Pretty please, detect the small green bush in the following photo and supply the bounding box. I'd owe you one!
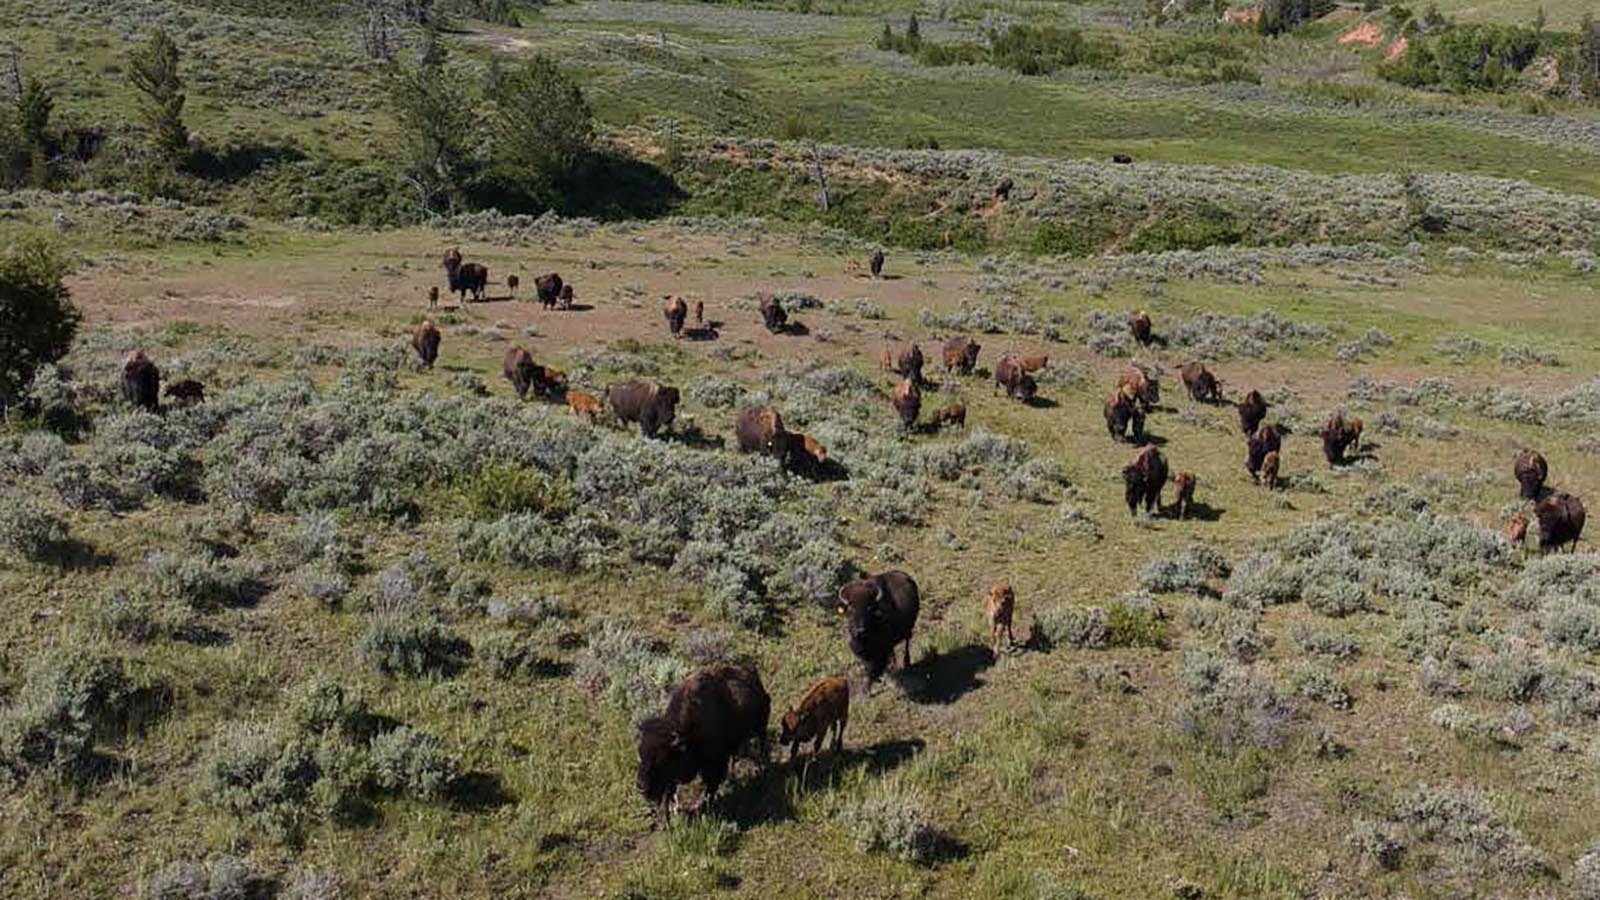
[841,782,941,865]
[464,465,573,520]
[0,488,68,563]
[357,616,470,678]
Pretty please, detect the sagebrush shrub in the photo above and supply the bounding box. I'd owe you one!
[0,649,153,785]
[573,618,690,722]
[1030,605,1108,650]
[1173,649,1295,754]
[1390,784,1546,875]
[143,854,262,900]
[357,616,470,678]
[0,487,67,562]
[840,783,940,865]
[142,553,263,612]
[1574,843,1600,900]
[368,726,460,801]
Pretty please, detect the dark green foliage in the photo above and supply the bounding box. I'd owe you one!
[485,55,595,210]
[987,24,1116,75]
[0,239,78,409]
[0,650,158,785]
[384,55,478,217]
[358,616,471,677]
[1126,201,1244,252]
[1259,0,1337,35]
[126,29,189,167]
[465,464,574,519]
[1381,22,1541,92]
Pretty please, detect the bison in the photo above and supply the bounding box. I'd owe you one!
[1238,390,1268,436]
[891,378,921,430]
[758,294,788,333]
[567,389,604,423]
[1180,362,1222,403]
[994,177,1014,200]
[532,364,567,400]
[838,570,921,684]
[503,346,538,400]
[694,299,704,324]
[121,350,160,412]
[1534,492,1585,553]
[427,286,439,310]
[773,431,827,477]
[1258,450,1280,490]
[1117,366,1159,411]
[1514,449,1548,501]
[559,284,575,310]
[778,676,849,763]
[1123,445,1168,517]
[994,355,1038,403]
[164,379,205,406]
[663,296,689,338]
[536,273,563,309]
[442,247,488,303]
[879,343,924,383]
[1503,512,1528,548]
[942,337,980,376]
[609,379,681,438]
[1104,390,1145,443]
[1131,310,1153,347]
[636,661,770,821]
[1172,471,1196,520]
[869,249,885,278]
[1246,424,1282,479]
[1320,411,1363,466]
[930,401,966,430]
[735,406,786,455]
[1112,154,1133,164]
[1017,354,1049,373]
[984,581,1016,656]
[507,274,520,297]
[412,321,441,369]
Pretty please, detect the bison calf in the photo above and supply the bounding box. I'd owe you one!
[567,389,604,423]
[984,581,1016,656]
[164,379,205,406]
[779,677,849,762]
[1172,471,1196,520]
[930,401,966,430]
[1258,450,1281,490]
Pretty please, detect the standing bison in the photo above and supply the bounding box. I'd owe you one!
[1172,471,1196,520]
[636,661,770,821]
[879,343,924,383]
[1320,411,1363,466]
[610,379,681,438]
[930,401,966,430]
[891,378,921,430]
[442,247,488,303]
[1131,310,1153,348]
[1259,450,1281,490]
[1514,449,1548,501]
[503,346,538,400]
[1123,445,1168,517]
[758,294,788,333]
[838,570,921,684]
[164,379,205,406]
[994,177,1014,200]
[942,337,980,376]
[735,406,786,455]
[772,431,827,477]
[779,677,849,763]
[412,321,441,369]
[536,273,563,310]
[984,581,1017,656]
[1246,424,1282,480]
[869,249,885,278]
[994,355,1038,403]
[1117,366,1159,412]
[663,296,689,338]
[1104,389,1145,443]
[1180,362,1222,403]
[122,350,161,412]
[1238,390,1268,436]
[1534,492,1585,552]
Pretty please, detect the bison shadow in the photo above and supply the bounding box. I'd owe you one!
[667,426,725,450]
[722,738,926,828]
[1168,500,1225,522]
[798,458,849,483]
[187,140,306,182]
[684,326,720,341]
[1023,396,1057,409]
[771,322,810,337]
[560,302,596,312]
[52,538,116,570]
[450,772,514,812]
[894,643,993,705]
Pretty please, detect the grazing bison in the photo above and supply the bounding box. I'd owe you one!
[412,321,441,369]
[694,300,704,324]
[1514,449,1548,501]
[1238,390,1268,436]
[838,570,921,684]
[1112,154,1133,164]
[773,431,827,477]
[779,677,849,763]
[636,661,770,821]
[1123,445,1168,517]
[758,294,788,333]
[1320,411,1363,466]
[930,401,966,430]
[984,581,1016,656]
[442,247,488,303]
[1131,310,1153,348]
[994,355,1038,403]
[503,346,538,400]
[559,284,575,310]
[942,337,981,376]
[1180,362,1222,403]
[869,250,885,278]
[1104,390,1145,443]
[536,273,563,309]
[1503,512,1528,548]
[122,350,160,412]
[1534,492,1585,552]
[879,344,924,383]
[532,364,567,400]
[891,378,921,429]
[1172,471,1196,520]
[1259,450,1281,490]
[164,379,205,406]
[609,379,681,438]
[1117,366,1159,411]
[567,389,604,423]
[735,406,786,455]
[507,274,520,297]
[994,177,1014,200]
[1246,424,1282,479]
[663,296,689,338]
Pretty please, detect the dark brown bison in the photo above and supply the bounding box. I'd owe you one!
[442,247,488,303]
[1117,366,1159,411]
[503,346,538,400]
[930,401,966,430]
[536,273,563,309]
[694,300,704,324]
[773,431,827,477]
[636,661,770,821]
[1131,310,1153,347]
[609,379,681,438]
[994,177,1014,200]
[1123,445,1168,517]
[869,249,885,278]
[994,355,1038,402]
[121,350,160,412]
[942,337,980,376]
[838,570,921,684]
[427,286,439,309]
[1180,362,1222,403]
[412,321,441,369]
[879,344,924,383]
[1238,390,1268,436]
[164,379,205,406]
[507,274,520,297]
[735,406,786,455]
[891,378,921,429]
[1534,492,1585,552]
[532,364,567,400]
[758,294,788,333]
[1104,390,1145,443]
[1112,154,1133,164]
[1320,411,1363,466]
[1259,450,1280,490]
[559,284,575,310]
[1246,424,1282,479]
[1172,471,1196,520]
[984,581,1016,656]
[663,296,688,338]
[1514,449,1548,501]
[779,676,849,763]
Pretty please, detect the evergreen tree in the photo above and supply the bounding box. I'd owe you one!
[127,28,188,166]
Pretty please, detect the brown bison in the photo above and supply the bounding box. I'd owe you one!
[869,249,885,278]
[536,273,563,309]
[773,431,827,477]
[1180,362,1222,403]
[532,364,567,400]
[442,247,488,303]
[879,343,924,383]
[994,355,1038,403]
[567,389,604,423]
[838,570,921,684]
[994,177,1014,200]
[930,401,966,430]
[1117,366,1159,411]
[1246,424,1282,479]
[164,379,205,406]
[758,294,788,333]
[984,581,1016,656]
[1503,512,1528,547]
[636,661,770,821]
[411,321,441,369]
[1112,153,1133,164]
[778,677,849,763]
[1104,390,1145,443]
[663,296,689,338]
[942,337,981,376]
[1017,354,1049,373]
[1534,492,1585,552]
[1259,450,1281,490]
[427,286,439,309]
[559,284,575,310]
[507,274,520,297]
[1514,449,1548,501]
[1131,310,1153,348]
[1172,471,1196,520]
[503,346,538,400]
[121,350,160,412]
[694,299,704,324]
[891,378,921,429]
[1320,411,1363,466]
[735,406,787,455]
[1238,390,1268,436]
[609,379,681,438]
[1123,445,1168,517]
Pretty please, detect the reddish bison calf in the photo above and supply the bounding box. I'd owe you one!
[1172,471,1196,520]
[984,581,1017,656]
[930,401,966,430]
[567,389,604,423]
[779,676,849,762]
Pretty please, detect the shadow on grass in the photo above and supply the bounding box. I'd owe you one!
[1169,500,1225,523]
[451,771,514,812]
[721,738,926,828]
[895,643,992,705]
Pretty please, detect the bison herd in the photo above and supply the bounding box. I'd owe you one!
[435,247,570,310]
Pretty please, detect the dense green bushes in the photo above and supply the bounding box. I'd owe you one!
[1381,23,1543,92]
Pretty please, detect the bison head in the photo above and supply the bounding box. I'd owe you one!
[777,708,804,745]
[636,716,691,808]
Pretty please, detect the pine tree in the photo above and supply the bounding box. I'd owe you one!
[127,28,188,166]
[17,78,51,187]
[1581,13,1600,99]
